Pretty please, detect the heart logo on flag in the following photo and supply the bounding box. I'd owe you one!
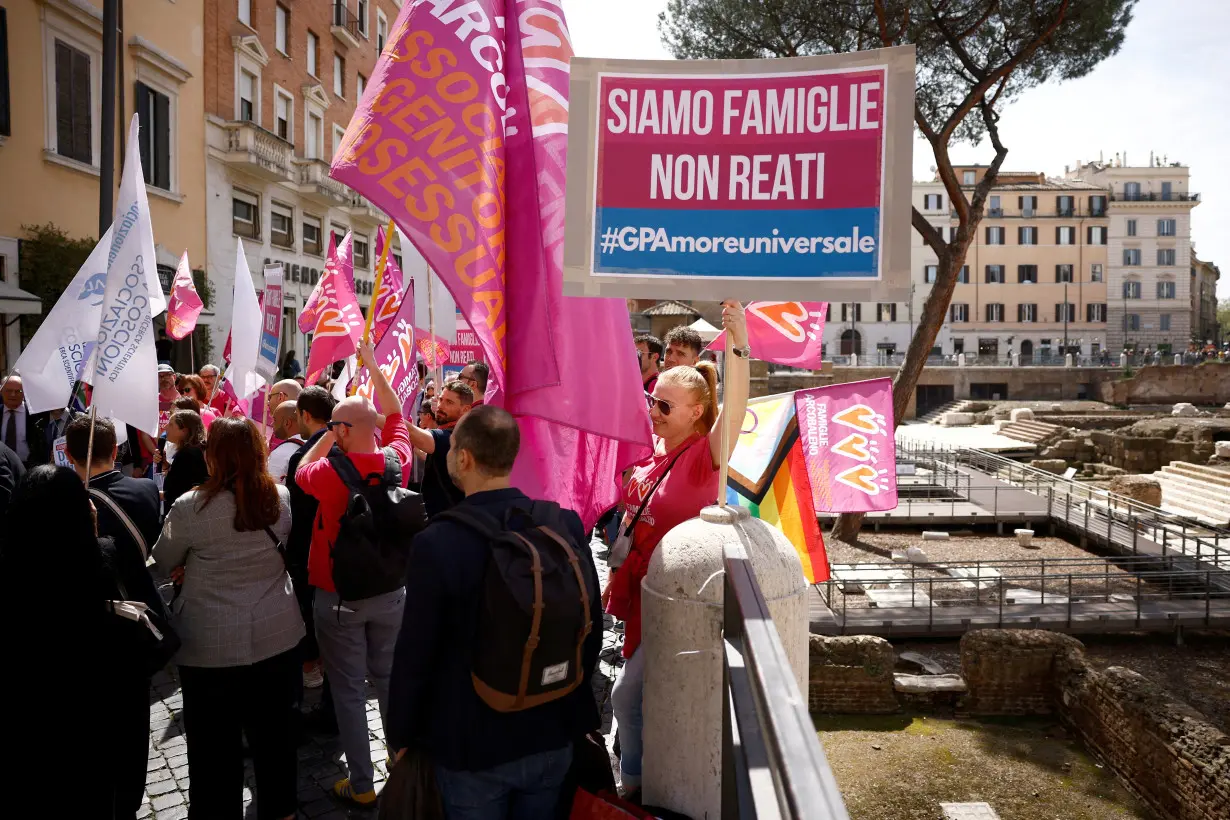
[835,464,883,495]
[313,307,349,338]
[833,404,886,435]
[831,433,872,462]
[749,301,811,342]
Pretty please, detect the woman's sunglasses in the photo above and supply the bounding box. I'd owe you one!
[645,392,677,416]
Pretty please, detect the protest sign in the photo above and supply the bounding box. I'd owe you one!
[449,327,486,367]
[563,48,914,301]
[256,265,284,381]
[794,378,898,512]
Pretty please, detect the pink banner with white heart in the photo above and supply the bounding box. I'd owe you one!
[794,377,898,512]
[707,301,827,368]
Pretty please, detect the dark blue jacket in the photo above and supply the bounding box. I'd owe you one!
[387,487,602,771]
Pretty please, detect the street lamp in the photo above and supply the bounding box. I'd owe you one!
[1063,281,1069,360]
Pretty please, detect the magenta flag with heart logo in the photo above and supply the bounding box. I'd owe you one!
[794,377,898,512]
[304,232,363,382]
[707,301,827,368]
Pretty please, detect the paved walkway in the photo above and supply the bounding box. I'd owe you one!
[138,534,623,819]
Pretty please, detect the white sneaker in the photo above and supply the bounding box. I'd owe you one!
[303,664,324,689]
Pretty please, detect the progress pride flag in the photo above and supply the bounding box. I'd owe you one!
[332,0,571,400]
[794,378,898,513]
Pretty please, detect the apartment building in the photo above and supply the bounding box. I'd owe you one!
[1191,252,1220,346]
[203,0,405,354]
[0,0,207,369]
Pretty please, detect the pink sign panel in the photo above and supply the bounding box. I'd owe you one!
[794,378,897,512]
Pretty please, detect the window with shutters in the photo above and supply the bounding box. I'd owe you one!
[271,202,294,248]
[358,0,370,35]
[232,191,260,239]
[962,171,975,185]
[377,10,388,52]
[923,265,937,284]
[332,124,346,160]
[275,5,289,54]
[354,235,370,269]
[306,111,322,159]
[1125,314,1141,332]
[239,0,252,26]
[923,193,943,210]
[1088,226,1107,245]
[0,8,10,138]
[307,33,318,77]
[957,265,969,284]
[1018,226,1037,245]
[1018,195,1037,216]
[1087,303,1107,322]
[1123,280,1141,299]
[1157,218,1176,237]
[331,224,347,250]
[985,265,1005,284]
[985,303,1004,322]
[876,303,897,322]
[1017,303,1038,322]
[988,195,1001,215]
[239,69,256,122]
[986,226,1005,245]
[1091,263,1103,282]
[1126,219,1136,237]
[1056,195,1074,217]
[1123,182,1141,199]
[1055,303,1075,322]
[1157,280,1176,299]
[1055,264,1073,283]
[134,82,171,190]
[950,304,969,322]
[1123,248,1142,266]
[1157,248,1176,266]
[840,303,862,322]
[303,215,323,255]
[1017,265,1037,284]
[54,40,92,164]
[274,88,292,142]
[357,73,366,101]
[1056,226,1075,245]
[1089,195,1107,216]
[333,55,344,98]
[1160,314,1171,331]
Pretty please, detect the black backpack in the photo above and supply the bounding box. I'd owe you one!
[328,448,428,601]
[436,502,594,713]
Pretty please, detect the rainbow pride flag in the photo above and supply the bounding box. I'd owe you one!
[727,393,829,583]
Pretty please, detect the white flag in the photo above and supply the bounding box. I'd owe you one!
[332,355,357,402]
[226,238,263,400]
[14,227,113,412]
[397,226,455,343]
[90,114,161,435]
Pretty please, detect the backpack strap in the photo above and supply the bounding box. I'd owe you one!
[433,506,504,541]
[381,447,403,487]
[326,450,366,491]
[89,488,149,560]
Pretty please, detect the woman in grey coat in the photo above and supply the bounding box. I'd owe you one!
[153,417,304,820]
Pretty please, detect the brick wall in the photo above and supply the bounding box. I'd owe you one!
[1058,659,1230,820]
[959,629,1083,716]
[807,635,898,714]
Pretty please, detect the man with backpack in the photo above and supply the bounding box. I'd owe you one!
[387,405,603,818]
[295,341,428,807]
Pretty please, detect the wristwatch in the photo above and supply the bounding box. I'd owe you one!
[731,345,750,359]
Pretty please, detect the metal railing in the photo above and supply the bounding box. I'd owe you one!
[1110,191,1200,202]
[332,2,361,37]
[722,541,849,819]
[897,443,1230,571]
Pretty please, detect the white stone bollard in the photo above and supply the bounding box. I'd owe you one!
[958,353,966,367]
[1175,354,1182,366]
[850,353,859,367]
[641,505,808,819]
[1065,353,1074,368]
[922,531,950,541]
[1015,528,1035,548]
[1120,352,1128,368]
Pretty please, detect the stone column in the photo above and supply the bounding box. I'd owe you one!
[640,505,808,819]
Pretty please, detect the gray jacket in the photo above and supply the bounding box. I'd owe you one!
[152,485,304,668]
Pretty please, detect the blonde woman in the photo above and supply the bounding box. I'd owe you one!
[606,300,750,799]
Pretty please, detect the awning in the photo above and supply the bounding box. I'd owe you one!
[688,317,721,342]
[0,282,42,315]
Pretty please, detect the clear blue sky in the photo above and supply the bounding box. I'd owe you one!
[563,0,1230,296]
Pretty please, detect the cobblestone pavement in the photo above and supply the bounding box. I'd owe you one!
[139,534,624,818]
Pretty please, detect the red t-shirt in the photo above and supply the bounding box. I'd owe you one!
[606,433,718,658]
[295,414,414,592]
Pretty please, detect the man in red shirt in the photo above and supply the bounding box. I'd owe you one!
[295,340,418,808]
[635,333,662,394]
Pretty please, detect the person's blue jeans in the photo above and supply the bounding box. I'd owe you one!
[610,647,645,788]
[435,745,573,820]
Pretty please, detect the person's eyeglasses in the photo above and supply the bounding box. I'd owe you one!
[645,392,677,416]
[179,388,192,395]
[326,420,353,431]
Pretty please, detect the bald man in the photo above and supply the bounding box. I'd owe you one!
[268,400,304,483]
[294,340,426,807]
[266,379,303,449]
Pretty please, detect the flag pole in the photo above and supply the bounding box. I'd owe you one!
[717,329,732,508]
[360,219,395,369]
[426,268,441,387]
[84,405,98,485]
[261,383,270,440]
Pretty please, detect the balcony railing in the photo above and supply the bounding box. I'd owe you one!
[222,121,294,182]
[1111,191,1200,202]
[331,2,362,47]
[294,158,349,205]
[949,206,1109,219]
[722,540,850,819]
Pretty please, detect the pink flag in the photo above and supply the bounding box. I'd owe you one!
[304,233,363,382]
[331,0,570,401]
[352,289,420,419]
[707,302,827,369]
[371,226,405,346]
[299,232,355,335]
[414,329,451,369]
[794,378,898,513]
[165,251,203,340]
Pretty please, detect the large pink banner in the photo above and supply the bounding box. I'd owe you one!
[332,0,573,400]
[304,233,363,382]
[794,378,898,512]
[707,301,827,368]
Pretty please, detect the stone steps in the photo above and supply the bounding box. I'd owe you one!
[919,400,972,424]
[1161,461,1230,487]
[997,419,1063,443]
[1149,463,1230,526]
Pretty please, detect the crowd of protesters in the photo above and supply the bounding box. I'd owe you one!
[0,301,751,819]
